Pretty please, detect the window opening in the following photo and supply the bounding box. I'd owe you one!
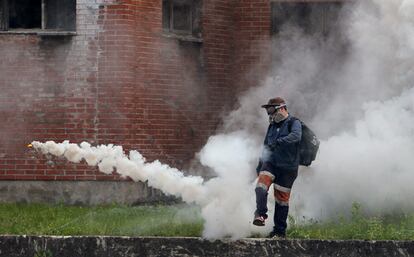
[9,0,41,29]
[271,2,343,37]
[45,0,76,31]
[172,2,192,32]
[0,0,76,32]
[163,0,202,38]
[0,0,8,30]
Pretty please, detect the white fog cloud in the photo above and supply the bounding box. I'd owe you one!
[32,0,414,239]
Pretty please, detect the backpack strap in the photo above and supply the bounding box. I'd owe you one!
[287,116,302,147]
[287,116,298,132]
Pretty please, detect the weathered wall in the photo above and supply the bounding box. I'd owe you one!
[233,0,272,93]
[0,0,347,203]
[0,0,118,181]
[1,236,414,257]
[0,181,174,205]
[0,0,240,183]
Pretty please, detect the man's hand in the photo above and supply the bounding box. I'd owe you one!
[267,142,280,151]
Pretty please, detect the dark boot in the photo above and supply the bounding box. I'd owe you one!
[273,202,289,236]
[267,230,286,239]
[253,187,268,226]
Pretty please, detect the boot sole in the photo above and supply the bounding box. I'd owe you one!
[253,220,265,226]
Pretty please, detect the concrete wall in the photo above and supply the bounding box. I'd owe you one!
[0,236,413,257]
[0,181,174,205]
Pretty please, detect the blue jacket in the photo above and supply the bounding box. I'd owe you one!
[261,115,302,170]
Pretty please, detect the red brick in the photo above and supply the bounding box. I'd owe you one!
[0,0,308,182]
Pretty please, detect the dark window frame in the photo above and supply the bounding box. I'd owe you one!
[0,0,9,31]
[162,0,202,40]
[271,0,343,37]
[0,0,76,34]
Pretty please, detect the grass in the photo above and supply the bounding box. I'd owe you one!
[0,203,203,237]
[288,203,414,240]
[1,202,414,240]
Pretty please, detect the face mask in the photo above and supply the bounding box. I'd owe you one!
[266,105,287,123]
[268,114,274,124]
[273,112,287,123]
[269,110,287,124]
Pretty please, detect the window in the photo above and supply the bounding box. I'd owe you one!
[0,0,76,32]
[271,1,343,37]
[162,0,202,39]
[9,0,42,29]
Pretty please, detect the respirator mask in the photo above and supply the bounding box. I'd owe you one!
[267,104,287,124]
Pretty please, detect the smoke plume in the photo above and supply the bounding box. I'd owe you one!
[32,0,414,239]
[203,0,414,234]
[284,0,414,220]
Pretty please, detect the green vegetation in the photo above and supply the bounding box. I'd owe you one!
[288,203,414,240]
[0,203,203,237]
[34,249,53,257]
[1,202,414,240]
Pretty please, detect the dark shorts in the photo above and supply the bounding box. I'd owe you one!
[259,161,298,189]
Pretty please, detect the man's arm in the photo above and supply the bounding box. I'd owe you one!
[276,119,302,145]
[257,125,272,175]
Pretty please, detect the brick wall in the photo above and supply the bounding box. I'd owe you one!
[0,0,276,181]
[0,0,119,181]
[233,0,272,92]
[135,0,207,166]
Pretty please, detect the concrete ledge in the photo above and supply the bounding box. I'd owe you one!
[0,181,176,205]
[1,236,414,257]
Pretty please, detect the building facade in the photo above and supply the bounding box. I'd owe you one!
[0,0,344,204]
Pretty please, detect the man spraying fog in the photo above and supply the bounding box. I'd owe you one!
[253,97,302,238]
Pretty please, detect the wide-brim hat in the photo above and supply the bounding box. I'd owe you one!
[261,97,286,108]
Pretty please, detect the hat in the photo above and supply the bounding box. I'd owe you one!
[261,97,286,108]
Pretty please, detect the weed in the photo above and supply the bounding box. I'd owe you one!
[34,249,53,257]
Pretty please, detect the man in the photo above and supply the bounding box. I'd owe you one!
[253,97,302,238]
